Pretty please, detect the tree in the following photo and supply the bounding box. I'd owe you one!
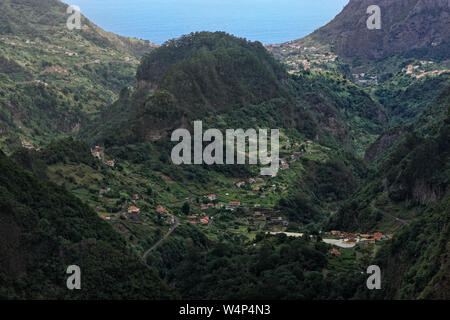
[182,202,190,215]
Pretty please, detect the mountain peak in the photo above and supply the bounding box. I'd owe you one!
[309,0,450,60]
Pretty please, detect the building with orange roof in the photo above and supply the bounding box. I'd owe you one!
[374,232,383,241]
[106,159,115,167]
[156,205,168,214]
[229,201,241,208]
[329,249,341,256]
[128,206,140,214]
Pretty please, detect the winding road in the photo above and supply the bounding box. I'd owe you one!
[142,217,180,263]
[370,200,411,225]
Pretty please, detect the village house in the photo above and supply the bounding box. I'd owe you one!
[329,249,341,256]
[157,205,169,215]
[105,159,115,167]
[200,204,209,210]
[373,232,383,241]
[228,201,241,208]
[127,206,141,220]
[256,177,265,183]
[207,194,216,201]
[359,238,369,244]
[200,217,210,225]
[236,181,245,188]
[253,186,260,191]
[22,141,36,150]
[248,178,256,184]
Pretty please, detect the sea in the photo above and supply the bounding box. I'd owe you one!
[65,0,349,44]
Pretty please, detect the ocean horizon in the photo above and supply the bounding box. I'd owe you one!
[64,0,349,44]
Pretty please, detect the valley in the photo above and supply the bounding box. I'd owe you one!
[0,0,448,301]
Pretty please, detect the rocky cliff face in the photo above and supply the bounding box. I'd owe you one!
[310,0,450,60]
[364,127,404,163]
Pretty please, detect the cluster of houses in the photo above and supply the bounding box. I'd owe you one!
[200,200,240,211]
[91,145,115,167]
[267,42,338,74]
[252,210,288,227]
[329,230,393,244]
[91,146,102,159]
[403,61,450,79]
[157,205,175,225]
[22,141,40,151]
[199,192,247,212]
[236,177,265,189]
[187,214,210,225]
[124,203,175,225]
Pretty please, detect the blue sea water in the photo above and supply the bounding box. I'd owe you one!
[65,0,349,44]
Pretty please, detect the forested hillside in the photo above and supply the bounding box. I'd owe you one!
[0,0,157,153]
[329,91,450,299]
[0,150,175,299]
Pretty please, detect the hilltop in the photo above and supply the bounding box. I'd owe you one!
[0,0,157,153]
[266,0,450,128]
[82,32,385,157]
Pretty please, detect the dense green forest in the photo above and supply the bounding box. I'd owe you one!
[0,150,175,299]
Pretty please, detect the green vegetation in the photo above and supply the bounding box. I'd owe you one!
[0,0,449,300]
[0,150,175,299]
[0,0,156,154]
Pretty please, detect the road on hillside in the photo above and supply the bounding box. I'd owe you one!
[142,217,180,263]
[370,200,411,225]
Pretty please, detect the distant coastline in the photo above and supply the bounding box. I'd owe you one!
[64,0,349,44]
